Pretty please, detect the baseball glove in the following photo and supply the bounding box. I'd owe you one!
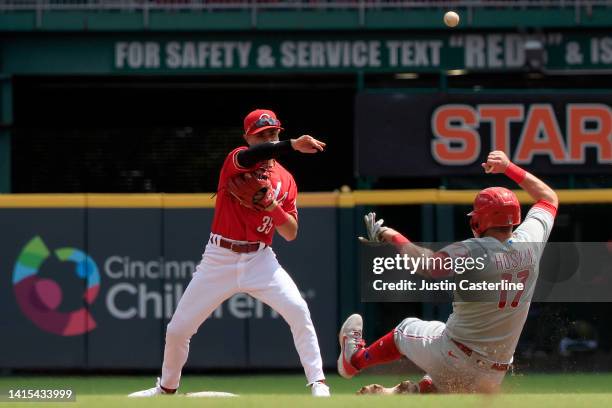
[358,212,389,244]
[226,169,274,211]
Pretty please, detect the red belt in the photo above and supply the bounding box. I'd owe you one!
[212,237,262,253]
[451,339,510,372]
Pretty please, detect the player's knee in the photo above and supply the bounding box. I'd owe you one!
[396,317,421,332]
[282,297,312,325]
[400,317,421,325]
[165,318,193,341]
[394,317,421,341]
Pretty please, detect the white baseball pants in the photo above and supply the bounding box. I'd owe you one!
[393,318,507,393]
[160,235,325,389]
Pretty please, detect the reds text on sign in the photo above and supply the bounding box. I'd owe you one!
[112,32,612,72]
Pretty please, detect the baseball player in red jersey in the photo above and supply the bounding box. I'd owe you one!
[129,109,330,397]
[340,150,558,394]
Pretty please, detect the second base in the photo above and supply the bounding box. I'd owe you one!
[185,391,238,398]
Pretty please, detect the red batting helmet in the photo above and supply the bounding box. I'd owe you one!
[243,109,284,136]
[468,187,521,236]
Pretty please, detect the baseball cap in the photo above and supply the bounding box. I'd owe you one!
[243,109,284,136]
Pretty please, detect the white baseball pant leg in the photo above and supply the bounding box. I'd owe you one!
[161,243,240,389]
[393,318,506,393]
[241,247,325,385]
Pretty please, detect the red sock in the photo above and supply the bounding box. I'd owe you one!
[351,330,402,370]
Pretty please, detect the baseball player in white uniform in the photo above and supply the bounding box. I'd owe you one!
[339,150,558,394]
[129,109,330,397]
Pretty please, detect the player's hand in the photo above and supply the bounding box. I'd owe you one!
[358,212,390,243]
[263,200,278,212]
[291,135,326,153]
[482,150,510,174]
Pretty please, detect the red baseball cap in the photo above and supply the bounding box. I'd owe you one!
[243,109,284,136]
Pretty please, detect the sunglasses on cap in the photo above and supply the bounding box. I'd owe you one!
[247,115,280,133]
[254,116,279,128]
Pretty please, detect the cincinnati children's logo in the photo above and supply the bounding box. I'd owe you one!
[11,237,310,334]
[12,236,100,336]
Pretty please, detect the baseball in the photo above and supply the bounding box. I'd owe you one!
[444,11,460,27]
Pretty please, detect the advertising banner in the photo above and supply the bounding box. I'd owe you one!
[4,31,612,74]
[111,32,612,72]
[86,209,165,369]
[355,93,612,177]
[0,208,337,370]
[0,210,87,368]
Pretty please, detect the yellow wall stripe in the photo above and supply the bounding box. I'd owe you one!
[0,189,610,208]
[162,194,217,208]
[297,192,340,207]
[0,194,87,207]
[86,194,163,207]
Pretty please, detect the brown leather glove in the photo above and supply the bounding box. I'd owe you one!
[226,169,274,211]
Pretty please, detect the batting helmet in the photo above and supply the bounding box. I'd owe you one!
[468,187,521,236]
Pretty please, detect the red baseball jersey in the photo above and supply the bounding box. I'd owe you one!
[211,146,298,245]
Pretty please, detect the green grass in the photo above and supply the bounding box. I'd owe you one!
[1,373,611,407]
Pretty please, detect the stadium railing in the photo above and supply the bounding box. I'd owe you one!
[1,0,610,9]
[1,0,609,29]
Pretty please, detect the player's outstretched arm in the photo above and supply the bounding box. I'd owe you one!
[378,229,441,279]
[482,150,558,207]
[358,213,439,278]
[237,135,326,168]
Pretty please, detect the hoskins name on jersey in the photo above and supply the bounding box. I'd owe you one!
[493,247,535,271]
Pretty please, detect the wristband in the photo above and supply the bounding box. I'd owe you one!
[270,204,289,226]
[504,162,527,184]
[391,233,410,245]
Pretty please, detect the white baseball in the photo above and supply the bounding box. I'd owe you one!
[444,11,460,27]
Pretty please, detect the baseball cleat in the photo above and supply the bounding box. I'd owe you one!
[311,381,331,397]
[127,377,174,397]
[337,313,365,379]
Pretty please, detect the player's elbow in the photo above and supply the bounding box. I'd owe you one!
[283,230,298,241]
[277,217,298,241]
[544,189,559,209]
[277,225,298,241]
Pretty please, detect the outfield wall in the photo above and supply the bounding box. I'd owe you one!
[1,190,610,370]
[0,202,338,370]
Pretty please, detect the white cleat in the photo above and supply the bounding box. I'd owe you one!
[311,381,331,397]
[337,313,365,379]
[128,377,173,397]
